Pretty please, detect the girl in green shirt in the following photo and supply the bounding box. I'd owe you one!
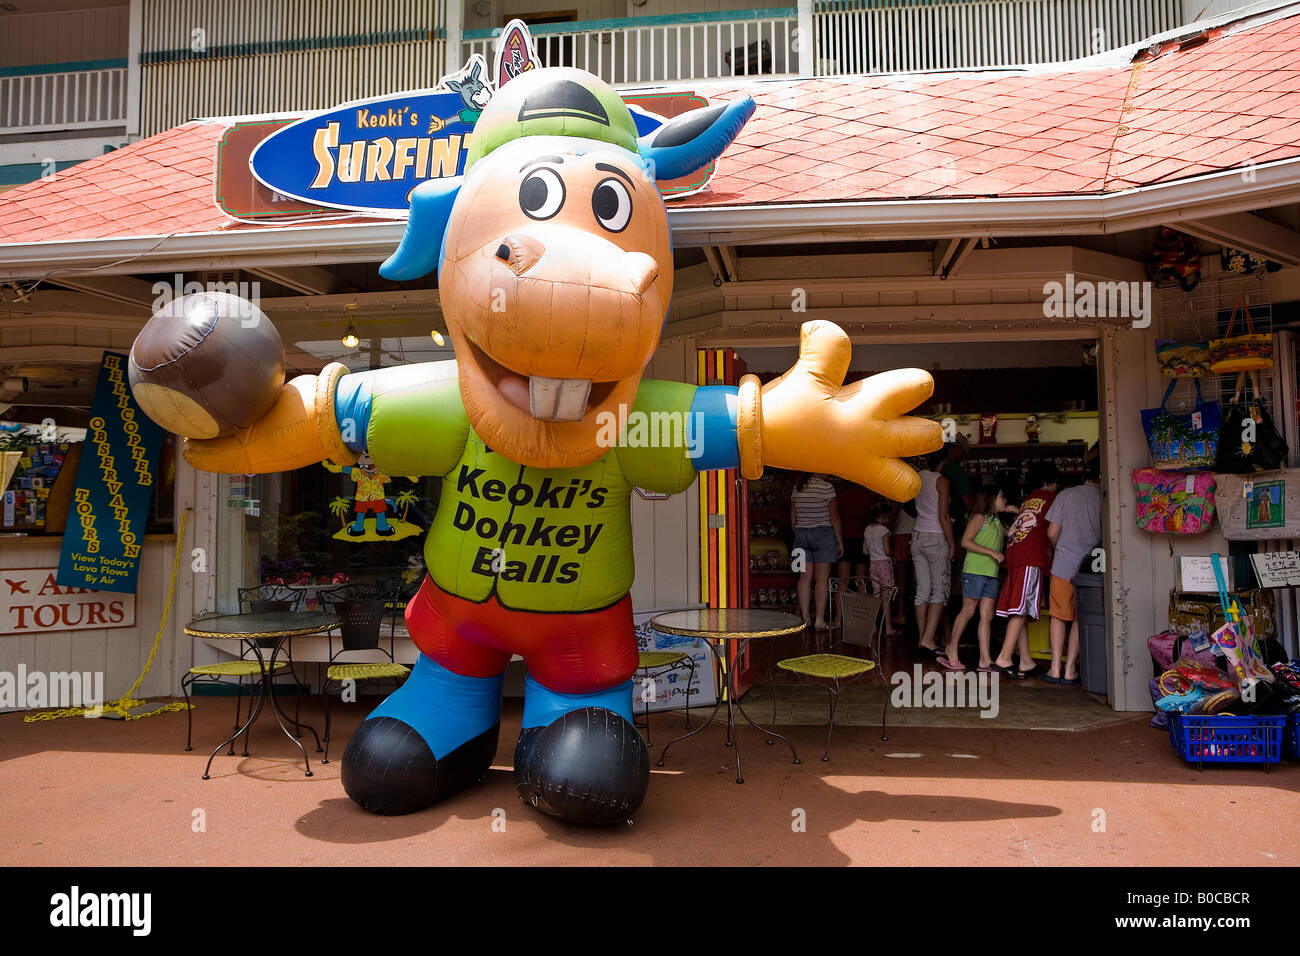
[940,488,1016,672]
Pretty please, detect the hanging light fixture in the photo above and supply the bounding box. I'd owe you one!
[431,330,445,346]
[341,303,359,349]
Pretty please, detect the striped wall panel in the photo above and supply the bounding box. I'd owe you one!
[140,0,447,136]
[813,0,1186,75]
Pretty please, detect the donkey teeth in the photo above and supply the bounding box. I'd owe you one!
[528,375,592,422]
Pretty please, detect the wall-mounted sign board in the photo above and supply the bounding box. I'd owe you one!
[1248,550,1300,588]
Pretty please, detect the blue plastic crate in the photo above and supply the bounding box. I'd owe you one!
[1286,713,1299,759]
[1168,712,1285,767]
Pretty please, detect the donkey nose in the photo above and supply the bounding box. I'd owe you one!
[493,235,544,275]
[623,252,659,295]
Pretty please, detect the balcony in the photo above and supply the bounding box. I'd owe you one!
[6,0,1229,140]
[0,63,128,136]
[462,0,1188,88]
[462,8,800,86]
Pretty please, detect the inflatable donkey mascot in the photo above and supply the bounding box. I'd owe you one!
[133,64,941,824]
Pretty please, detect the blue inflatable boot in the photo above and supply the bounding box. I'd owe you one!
[341,655,503,815]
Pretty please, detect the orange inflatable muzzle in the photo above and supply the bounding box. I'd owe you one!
[452,224,666,385]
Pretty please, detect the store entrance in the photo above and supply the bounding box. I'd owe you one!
[736,336,1112,724]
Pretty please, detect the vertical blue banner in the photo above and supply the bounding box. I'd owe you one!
[57,352,163,594]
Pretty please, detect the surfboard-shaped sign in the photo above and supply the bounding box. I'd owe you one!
[495,18,538,88]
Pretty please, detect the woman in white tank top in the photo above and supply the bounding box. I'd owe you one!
[914,469,944,535]
[910,449,956,656]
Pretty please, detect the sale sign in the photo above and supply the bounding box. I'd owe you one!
[1,568,136,635]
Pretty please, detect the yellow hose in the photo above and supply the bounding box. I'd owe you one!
[24,509,193,722]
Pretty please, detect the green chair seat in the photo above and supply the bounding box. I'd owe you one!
[775,653,879,762]
[326,662,411,682]
[638,651,689,669]
[189,660,287,678]
[777,653,876,680]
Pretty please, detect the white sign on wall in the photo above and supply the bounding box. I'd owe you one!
[1,568,136,635]
[1177,556,1232,594]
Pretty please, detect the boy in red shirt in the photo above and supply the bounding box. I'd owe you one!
[991,462,1060,679]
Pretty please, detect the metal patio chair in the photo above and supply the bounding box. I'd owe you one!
[633,649,697,745]
[318,585,410,763]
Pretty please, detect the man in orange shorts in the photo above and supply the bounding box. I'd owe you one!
[1044,459,1102,683]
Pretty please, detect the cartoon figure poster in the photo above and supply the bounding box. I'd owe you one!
[324,456,421,542]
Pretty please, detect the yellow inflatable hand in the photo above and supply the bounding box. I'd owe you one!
[737,321,943,501]
[183,362,358,475]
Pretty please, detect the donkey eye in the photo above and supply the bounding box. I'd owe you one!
[519,168,565,220]
[592,178,632,233]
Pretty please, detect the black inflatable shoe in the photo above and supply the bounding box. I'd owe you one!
[514,707,649,825]
[341,715,499,815]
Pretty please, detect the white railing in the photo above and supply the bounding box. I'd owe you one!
[813,0,1184,75]
[0,67,127,135]
[462,9,799,88]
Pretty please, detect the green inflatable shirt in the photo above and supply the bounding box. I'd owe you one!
[355,363,701,612]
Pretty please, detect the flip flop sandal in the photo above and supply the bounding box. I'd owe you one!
[1042,674,1077,684]
[977,663,999,673]
[937,656,966,672]
[917,646,940,659]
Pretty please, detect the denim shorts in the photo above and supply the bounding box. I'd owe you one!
[793,525,838,564]
[961,571,1000,601]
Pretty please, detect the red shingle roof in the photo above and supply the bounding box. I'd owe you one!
[686,11,1300,205]
[0,122,230,243]
[2,8,1299,243]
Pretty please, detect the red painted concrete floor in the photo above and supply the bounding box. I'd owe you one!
[2,697,1298,866]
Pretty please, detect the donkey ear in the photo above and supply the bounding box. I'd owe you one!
[380,177,462,281]
[636,95,755,181]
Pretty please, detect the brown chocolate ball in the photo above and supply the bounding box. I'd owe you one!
[128,292,285,439]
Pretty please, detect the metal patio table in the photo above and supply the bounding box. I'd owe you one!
[650,608,804,783]
[184,611,341,779]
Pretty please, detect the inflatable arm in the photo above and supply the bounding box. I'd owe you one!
[619,337,942,504]
[182,362,356,474]
[183,360,471,478]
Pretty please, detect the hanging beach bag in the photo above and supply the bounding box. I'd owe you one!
[1155,303,1209,379]
[1146,226,1201,291]
[1131,468,1215,534]
[1213,469,1300,540]
[1141,380,1220,470]
[1214,371,1288,474]
[1209,293,1273,373]
[1168,588,1276,643]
